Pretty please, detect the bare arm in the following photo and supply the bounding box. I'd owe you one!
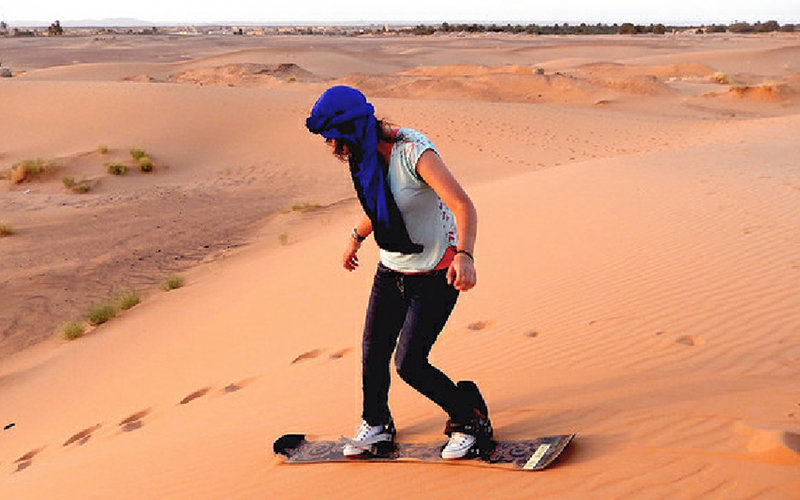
[343,216,372,271]
[416,149,477,291]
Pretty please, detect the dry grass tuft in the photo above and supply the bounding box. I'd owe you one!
[137,156,154,172]
[86,303,118,326]
[161,275,184,291]
[107,163,128,176]
[61,320,86,340]
[288,202,323,213]
[63,177,93,193]
[116,288,140,310]
[9,159,52,184]
[130,148,147,160]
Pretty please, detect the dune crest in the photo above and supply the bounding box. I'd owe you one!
[168,62,316,87]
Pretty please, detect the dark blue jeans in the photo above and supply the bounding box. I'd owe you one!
[361,262,471,427]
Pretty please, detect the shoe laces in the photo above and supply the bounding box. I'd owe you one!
[354,420,384,441]
[448,432,475,447]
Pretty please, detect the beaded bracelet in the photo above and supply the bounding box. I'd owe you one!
[455,249,474,262]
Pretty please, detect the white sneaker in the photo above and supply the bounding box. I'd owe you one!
[441,432,477,459]
[342,420,394,456]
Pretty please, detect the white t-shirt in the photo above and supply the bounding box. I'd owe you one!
[379,128,458,273]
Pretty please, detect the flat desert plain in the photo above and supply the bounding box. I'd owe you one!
[1,32,799,498]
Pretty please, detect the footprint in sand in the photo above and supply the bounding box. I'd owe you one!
[329,348,353,360]
[180,387,211,405]
[119,409,151,432]
[223,377,257,394]
[735,422,800,463]
[63,424,102,447]
[467,321,489,331]
[588,315,639,327]
[14,447,44,472]
[675,335,705,347]
[291,349,322,364]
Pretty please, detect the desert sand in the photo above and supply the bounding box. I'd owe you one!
[1,32,799,498]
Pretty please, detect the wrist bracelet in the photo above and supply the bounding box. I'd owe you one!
[352,228,366,243]
[455,249,474,262]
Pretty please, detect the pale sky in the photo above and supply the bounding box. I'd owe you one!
[1,0,798,25]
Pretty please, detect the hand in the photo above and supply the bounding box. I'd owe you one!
[343,237,361,271]
[447,253,476,291]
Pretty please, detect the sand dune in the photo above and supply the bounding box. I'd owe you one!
[2,33,800,499]
[341,69,598,103]
[342,66,673,104]
[168,62,318,87]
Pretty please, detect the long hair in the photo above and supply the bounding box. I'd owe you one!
[331,119,395,163]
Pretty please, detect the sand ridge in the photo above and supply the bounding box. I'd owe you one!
[2,33,800,499]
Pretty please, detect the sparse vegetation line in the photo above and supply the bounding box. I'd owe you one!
[1,19,793,38]
[409,20,793,36]
[61,288,140,341]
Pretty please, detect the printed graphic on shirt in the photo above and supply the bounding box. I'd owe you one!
[440,201,457,246]
[380,128,458,273]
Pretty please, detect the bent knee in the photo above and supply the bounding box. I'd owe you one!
[395,355,427,383]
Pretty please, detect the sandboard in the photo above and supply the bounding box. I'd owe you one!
[273,433,574,471]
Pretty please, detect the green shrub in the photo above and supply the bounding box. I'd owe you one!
[0,222,13,236]
[14,159,48,175]
[279,232,289,245]
[97,144,109,154]
[107,163,127,175]
[117,288,140,310]
[86,303,118,325]
[63,177,92,193]
[10,158,50,183]
[61,320,85,340]
[138,156,153,172]
[130,148,147,160]
[161,275,184,291]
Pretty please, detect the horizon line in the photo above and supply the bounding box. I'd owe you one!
[3,17,798,27]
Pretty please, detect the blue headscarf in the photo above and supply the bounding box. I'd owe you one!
[306,86,423,254]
